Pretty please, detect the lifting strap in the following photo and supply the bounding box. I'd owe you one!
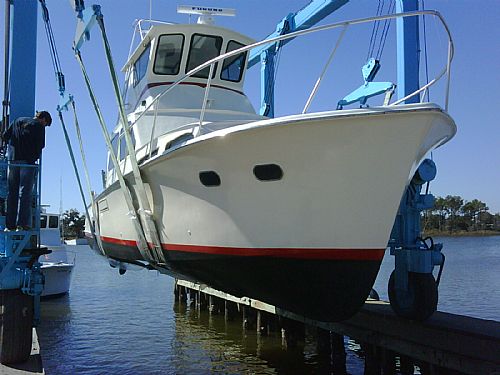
[57,106,105,256]
[74,50,160,264]
[94,13,165,264]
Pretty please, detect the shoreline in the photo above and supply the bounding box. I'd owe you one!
[422,230,500,238]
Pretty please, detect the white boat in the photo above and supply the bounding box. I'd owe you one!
[83,7,456,321]
[39,212,75,297]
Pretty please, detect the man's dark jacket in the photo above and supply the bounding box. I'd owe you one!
[3,117,45,163]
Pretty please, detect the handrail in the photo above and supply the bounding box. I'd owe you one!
[302,24,348,114]
[130,10,453,136]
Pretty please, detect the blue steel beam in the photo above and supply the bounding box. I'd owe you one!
[9,0,38,121]
[248,0,348,68]
[396,0,420,103]
[249,0,348,117]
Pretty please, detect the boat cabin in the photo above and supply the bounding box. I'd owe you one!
[122,23,257,117]
[105,22,262,185]
[40,213,62,247]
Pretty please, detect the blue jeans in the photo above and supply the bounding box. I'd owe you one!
[6,161,36,229]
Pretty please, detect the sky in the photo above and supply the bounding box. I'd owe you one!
[0,0,499,214]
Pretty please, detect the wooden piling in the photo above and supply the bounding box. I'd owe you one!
[280,317,305,350]
[331,332,347,374]
[225,300,238,321]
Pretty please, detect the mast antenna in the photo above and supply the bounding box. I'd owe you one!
[177,5,236,25]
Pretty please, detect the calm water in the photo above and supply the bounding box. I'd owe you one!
[38,236,499,374]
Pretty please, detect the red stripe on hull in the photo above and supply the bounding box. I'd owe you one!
[99,236,384,261]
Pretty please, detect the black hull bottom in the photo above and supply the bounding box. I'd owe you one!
[167,251,382,322]
[88,236,383,322]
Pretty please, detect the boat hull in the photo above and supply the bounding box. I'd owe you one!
[89,104,456,321]
[41,263,74,297]
[39,245,76,298]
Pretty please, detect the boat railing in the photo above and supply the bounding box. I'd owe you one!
[127,19,176,59]
[129,10,453,143]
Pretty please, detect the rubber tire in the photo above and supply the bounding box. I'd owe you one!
[0,289,34,364]
[388,271,438,321]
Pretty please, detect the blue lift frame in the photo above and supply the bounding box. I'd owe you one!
[0,0,46,327]
[247,0,349,117]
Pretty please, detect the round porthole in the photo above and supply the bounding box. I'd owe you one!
[199,171,221,187]
[253,164,283,181]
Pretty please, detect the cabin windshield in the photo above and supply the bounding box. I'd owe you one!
[153,34,185,75]
[134,44,150,86]
[221,40,247,82]
[186,34,223,78]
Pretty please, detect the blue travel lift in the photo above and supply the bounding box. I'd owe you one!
[249,0,444,321]
[0,0,49,364]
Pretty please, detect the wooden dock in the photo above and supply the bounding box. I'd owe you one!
[176,279,500,375]
[0,329,43,374]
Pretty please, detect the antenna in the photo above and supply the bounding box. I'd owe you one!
[177,5,236,25]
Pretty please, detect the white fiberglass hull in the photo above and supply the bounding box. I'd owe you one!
[41,263,74,297]
[90,104,456,321]
[39,245,75,297]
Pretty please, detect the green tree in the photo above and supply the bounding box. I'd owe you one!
[434,196,448,231]
[462,199,488,231]
[62,209,85,239]
[444,195,463,233]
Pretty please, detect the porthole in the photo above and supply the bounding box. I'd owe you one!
[199,171,221,187]
[253,164,283,181]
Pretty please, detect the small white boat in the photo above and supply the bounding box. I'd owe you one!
[39,212,76,297]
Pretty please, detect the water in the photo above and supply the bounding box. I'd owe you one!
[38,236,499,374]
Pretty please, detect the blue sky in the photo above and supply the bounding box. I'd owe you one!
[1,0,499,214]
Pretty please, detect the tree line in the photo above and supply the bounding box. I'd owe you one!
[423,195,500,233]
[60,195,500,239]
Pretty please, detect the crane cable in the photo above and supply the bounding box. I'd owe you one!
[367,0,395,61]
[38,0,105,255]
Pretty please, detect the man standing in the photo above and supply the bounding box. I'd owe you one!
[3,111,51,230]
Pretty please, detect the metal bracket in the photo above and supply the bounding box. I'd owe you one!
[338,58,396,109]
[73,4,101,51]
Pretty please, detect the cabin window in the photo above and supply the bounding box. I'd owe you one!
[48,215,59,229]
[40,215,47,229]
[186,34,223,79]
[221,41,247,82]
[133,44,151,86]
[253,164,283,181]
[153,34,184,75]
[199,171,221,187]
